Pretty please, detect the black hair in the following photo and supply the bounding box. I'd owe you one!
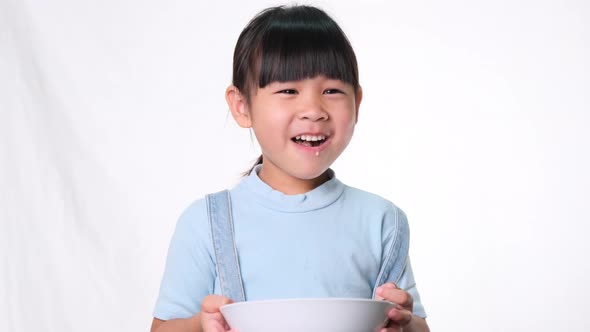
[232,5,360,175]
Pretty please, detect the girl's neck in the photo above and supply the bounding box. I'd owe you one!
[257,165,330,195]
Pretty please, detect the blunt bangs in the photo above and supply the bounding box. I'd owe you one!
[258,16,359,90]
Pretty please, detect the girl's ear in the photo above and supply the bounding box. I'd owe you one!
[354,85,363,124]
[226,85,252,128]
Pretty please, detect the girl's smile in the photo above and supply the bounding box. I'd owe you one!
[291,133,332,155]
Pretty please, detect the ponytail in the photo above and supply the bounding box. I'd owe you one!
[244,154,263,176]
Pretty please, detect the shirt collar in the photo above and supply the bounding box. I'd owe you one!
[236,164,345,212]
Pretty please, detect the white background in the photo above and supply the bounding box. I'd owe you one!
[1,0,589,331]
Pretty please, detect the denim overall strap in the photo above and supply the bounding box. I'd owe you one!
[372,207,410,298]
[206,190,246,302]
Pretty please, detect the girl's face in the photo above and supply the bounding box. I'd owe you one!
[228,75,362,194]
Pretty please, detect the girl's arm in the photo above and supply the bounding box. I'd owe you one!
[152,201,219,331]
[150,295,233,332]
[150,315,202,332]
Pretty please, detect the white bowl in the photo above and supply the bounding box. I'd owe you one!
[220,298,394,332]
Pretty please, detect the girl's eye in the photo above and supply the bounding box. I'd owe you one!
[324,89,344,95]
[278,89,297,95]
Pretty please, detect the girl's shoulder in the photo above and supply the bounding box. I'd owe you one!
[341,184,404,213]
[172,196,210,237]
[340,185,409,239]
[178,196,208,218]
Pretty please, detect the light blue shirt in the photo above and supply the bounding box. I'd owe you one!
[153,166,426,319]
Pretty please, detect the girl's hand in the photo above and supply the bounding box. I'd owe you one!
[375,283,414,332]
[200,295,236,332]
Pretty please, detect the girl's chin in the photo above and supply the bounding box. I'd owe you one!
[288,167,332,183]
[261,164,329,184]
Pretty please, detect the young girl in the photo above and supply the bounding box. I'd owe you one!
[151,5,429,332]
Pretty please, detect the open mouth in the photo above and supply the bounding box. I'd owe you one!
[291,135,328,147]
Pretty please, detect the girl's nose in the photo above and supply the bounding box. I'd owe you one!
[298,99,329,121]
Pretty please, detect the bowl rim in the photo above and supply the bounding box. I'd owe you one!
[220,297,394,310]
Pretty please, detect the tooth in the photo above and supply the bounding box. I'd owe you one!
[311,136,318,141]
[296,136,301,140]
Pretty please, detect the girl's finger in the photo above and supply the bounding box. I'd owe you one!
[375,283,397,301]
[387,307,413,326]
[201,295,234,313]
[378,287,413,309]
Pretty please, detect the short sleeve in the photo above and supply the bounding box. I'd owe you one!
[380,203,427,318]
[396,257,427,318]
[152,199,217,320]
